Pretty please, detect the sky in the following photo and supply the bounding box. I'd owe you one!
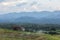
[0,0,60,14]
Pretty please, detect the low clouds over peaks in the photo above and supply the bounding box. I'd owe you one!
[0,0,60,14]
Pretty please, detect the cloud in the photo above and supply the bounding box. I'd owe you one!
[0,0,60,14]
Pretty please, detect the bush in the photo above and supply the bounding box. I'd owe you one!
[48,31,57,35]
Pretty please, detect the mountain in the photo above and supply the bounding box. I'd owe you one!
[0,11,60,24]
[12,16,39,23]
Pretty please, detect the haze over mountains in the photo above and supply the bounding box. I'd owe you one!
[0,11,60,24]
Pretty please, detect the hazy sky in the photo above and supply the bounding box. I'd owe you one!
[0,0,60,14]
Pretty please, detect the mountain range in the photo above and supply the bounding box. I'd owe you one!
[0,11,60,24]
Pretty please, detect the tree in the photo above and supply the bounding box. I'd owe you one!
[49,27,57,35]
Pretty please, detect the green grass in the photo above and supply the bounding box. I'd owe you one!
[0,28,60,40]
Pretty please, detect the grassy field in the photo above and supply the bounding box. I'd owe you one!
[0,28,60,40]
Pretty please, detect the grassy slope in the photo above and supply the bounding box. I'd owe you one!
[0,28,60,40]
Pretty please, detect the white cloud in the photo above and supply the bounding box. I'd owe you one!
[0,0,60,14]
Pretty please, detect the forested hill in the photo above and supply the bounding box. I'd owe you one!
[0,11,60,24]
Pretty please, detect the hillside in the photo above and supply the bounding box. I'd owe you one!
[0,28,60,40]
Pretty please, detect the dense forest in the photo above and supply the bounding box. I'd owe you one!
[0,23,60,32]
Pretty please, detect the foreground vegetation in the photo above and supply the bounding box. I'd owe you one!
[0,28,60,40]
